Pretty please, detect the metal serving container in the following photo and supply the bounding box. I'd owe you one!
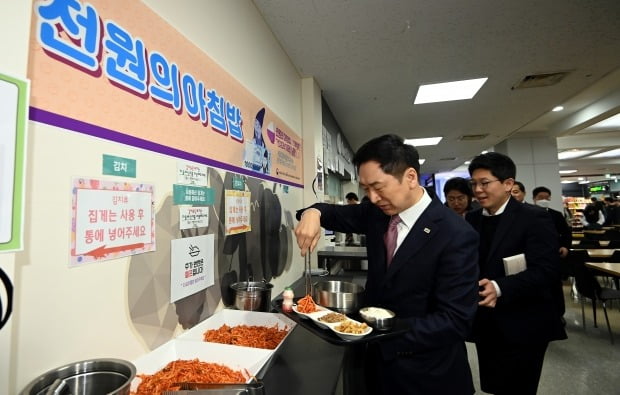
[313,280,364,314]
[20,358,136,395]
[359,306,396,331]
[231,281,273,312]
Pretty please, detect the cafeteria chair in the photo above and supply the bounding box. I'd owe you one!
[572,250,620,344]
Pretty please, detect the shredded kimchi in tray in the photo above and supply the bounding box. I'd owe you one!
[131,359,246,394]
[203,323,289,350]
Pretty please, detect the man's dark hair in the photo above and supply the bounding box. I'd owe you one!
[584,204,599,224]
[345,192,359,201]
[443,177,473,198]
[532,186,551,198]
[352,134,420,179]
[468,152,516,181]
[513,181,526,193]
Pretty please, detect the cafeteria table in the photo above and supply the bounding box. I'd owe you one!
[585,262,620,277]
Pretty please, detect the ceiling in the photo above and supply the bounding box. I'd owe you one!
[252,0,620,184]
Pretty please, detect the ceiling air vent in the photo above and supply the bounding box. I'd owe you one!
[512,71,571,89]
[458,133,488,141]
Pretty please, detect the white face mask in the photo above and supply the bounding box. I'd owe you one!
[535,199,550,208]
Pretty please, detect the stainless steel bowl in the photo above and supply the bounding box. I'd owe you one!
[231,281,273,312]
[20,358,136,395]
[313,280,364,314]
[359,306,395,331]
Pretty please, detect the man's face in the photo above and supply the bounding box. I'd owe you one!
[533,191,550,202]
[511,186,525,202]
[446,190,469,215]
[470,169,513,214]
[358,160,418,216]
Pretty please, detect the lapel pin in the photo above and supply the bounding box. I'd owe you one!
[423,228,431,234]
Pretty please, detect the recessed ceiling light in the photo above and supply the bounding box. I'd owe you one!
[481,150,488,154]
[552,106,564,112]
[464,161,471,165]
[578,177,584,181]
[404,137,443,146]
[588,149,620,159]
[578,180,590,184]
[559,169,577,174]
[557,149,597,160]
[419,159,426,165]
[414,78,488,104]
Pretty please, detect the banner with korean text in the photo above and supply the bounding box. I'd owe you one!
[28,0,303,187]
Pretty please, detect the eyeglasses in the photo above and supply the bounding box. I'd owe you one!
[469,179,501,190]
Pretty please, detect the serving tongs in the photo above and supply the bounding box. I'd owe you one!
[162,381,264,395]
[304,252,312,296]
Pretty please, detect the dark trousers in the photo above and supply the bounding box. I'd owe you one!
[476,340,548,395]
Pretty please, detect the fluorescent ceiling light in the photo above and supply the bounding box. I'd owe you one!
[552,106,564,112]
[559,169,577,174]
[588,148,620,159]
[594,113,620,128]
[414,77,488,104]
[557,149,597,160]
[404,137,443,146]
[464,161,471,165]
[419,159,426,165]
[578,180,590,184]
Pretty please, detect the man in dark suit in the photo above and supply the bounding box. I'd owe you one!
[465,153,567,395]
[295,134,479,394]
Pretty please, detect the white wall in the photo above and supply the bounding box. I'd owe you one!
[3,1,310,393]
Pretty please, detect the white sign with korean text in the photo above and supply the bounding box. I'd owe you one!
[170,234,214,303]
[71,178,155,266]
[224,190,251,235]
[177,161,207,186]
[179,206,209,230]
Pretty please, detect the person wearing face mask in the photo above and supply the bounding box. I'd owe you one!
[532,187,571,259]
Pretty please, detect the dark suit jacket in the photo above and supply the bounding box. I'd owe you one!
[465,198,567,345]
[547,207,571,249]
[306,197,479,394]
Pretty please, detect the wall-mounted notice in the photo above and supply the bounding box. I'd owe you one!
[70,178,155,266]
[224,190,251,236]
[173,184,215,206]
[170,234,214,303]
[0,73,28,252]
[179,206,209,230]
[177,161,207,186]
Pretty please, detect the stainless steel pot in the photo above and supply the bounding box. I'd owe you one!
[231,281,273,312]
[20,358,136,395]
[313,280,364,314]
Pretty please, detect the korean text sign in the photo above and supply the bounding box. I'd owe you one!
[71,178,155,266]
[29,0,303,186]
[224,190,251,236]
[170,234,215,303]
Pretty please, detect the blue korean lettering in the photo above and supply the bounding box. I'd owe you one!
[104,21,147,94]
[206,89,227,133]
[149,51,181,111]
[226,102,243,141]
[36,0,101,71]
[182,73,200,119]
[197,82,209,125]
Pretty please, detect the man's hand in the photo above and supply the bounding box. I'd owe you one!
[294,208,322,256]
[478,278,498,308]
[559,247,568,258]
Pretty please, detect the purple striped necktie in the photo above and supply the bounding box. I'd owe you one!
[384,215,401,266]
